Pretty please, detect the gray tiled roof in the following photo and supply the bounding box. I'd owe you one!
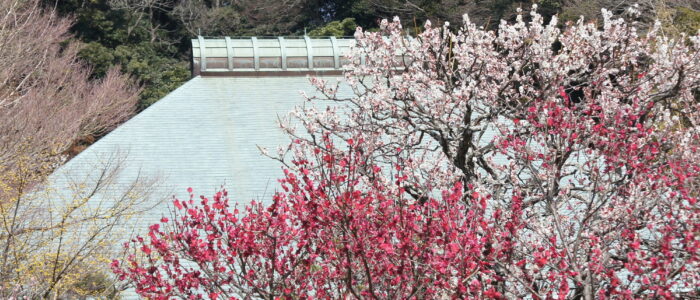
[49,75,344,227]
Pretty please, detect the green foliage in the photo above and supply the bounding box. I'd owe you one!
[186,7,242,36]
[47,0,697,110]
[537,0,562,19]
[137,60,190,109]
[56,0,129,46]
[309,18,358,37]
[111,43,189,108]
[48,0,188,109]
[674,7,700,36]
[78,39,189,108]
[558,2,601,25]
[79,42,115,77]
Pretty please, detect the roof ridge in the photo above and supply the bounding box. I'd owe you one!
[191,36,356,76]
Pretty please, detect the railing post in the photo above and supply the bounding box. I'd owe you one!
[197,35,206,72]
[330,36,340,69]
[304,35,313,70]
[251,37,260,71]
[278,37,287,70]
[225,36,234,71]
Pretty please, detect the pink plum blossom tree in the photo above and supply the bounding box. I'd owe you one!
[113,6,700,299]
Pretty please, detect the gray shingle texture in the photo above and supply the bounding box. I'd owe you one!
[49,75,343,228]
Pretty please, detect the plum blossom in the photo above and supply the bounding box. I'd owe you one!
[114,6,700,299]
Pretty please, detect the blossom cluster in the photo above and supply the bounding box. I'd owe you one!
[114,6,700,299]
[113,137,526,298]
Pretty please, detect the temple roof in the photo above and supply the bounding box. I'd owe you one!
[42,36,357,299]
[49,74,348,228]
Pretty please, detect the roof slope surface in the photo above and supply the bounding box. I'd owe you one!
[49,75,345,227]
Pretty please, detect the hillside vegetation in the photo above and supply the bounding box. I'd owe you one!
[48,0,699,109]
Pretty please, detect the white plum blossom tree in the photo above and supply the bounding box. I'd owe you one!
[115,6,700,299]
[289,6,700,299]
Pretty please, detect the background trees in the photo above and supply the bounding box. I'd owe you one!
[0,0,139,172]
[0,0,155,297]
[114,7,700,299]
[44,0,699,109]
[55,0,190,109]
[0,0,692,297]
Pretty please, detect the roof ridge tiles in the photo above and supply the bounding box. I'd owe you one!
[191,36,356,76]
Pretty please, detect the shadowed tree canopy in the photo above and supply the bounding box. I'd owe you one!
[45,0,699,109]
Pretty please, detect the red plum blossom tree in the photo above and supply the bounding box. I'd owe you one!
[113,6,700,299]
